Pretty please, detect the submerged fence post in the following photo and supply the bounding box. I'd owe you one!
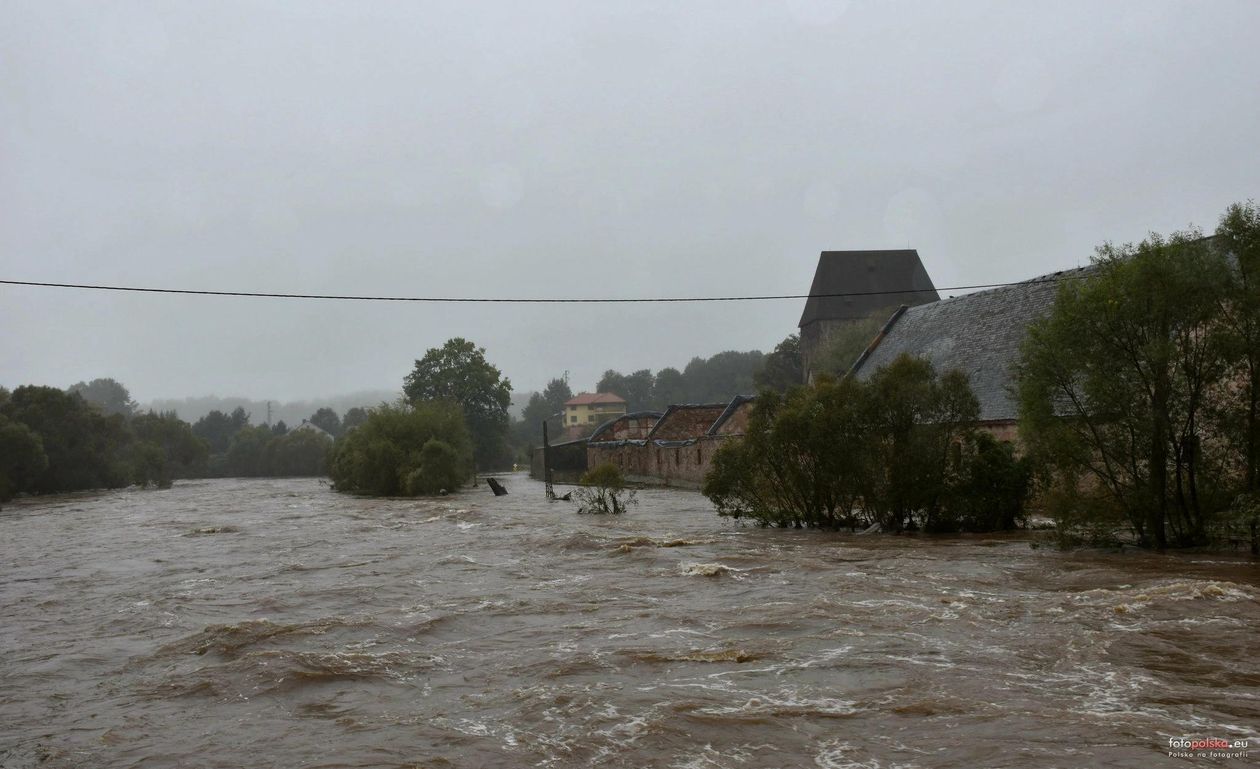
[542,420,555,501]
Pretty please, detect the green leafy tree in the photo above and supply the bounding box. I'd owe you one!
[308,407,342,437]
[1216,201,1260,493]
[404,439,465,495]
[649,367,685,410]
[67,378,137,417]
[596,368,655,410]
[596,370,627,402]
[1214,201,1260,553]
[225,425,274,477]
[330,401,473,496]
[861,356,979,532]
[265,428,333,476]
[403,338,512,470]
[947,433,1033,532]
[1018,230,1232,548]
[0,415,48,503]
[131,410,210,481]
[704,376,868,528]
[704,357,1006,533]
[1,386,132,493]
[192,407,251,454]
[680,350,765,403]
[754,334,804,391]
[342,407,369,433]
[517,376,572,447]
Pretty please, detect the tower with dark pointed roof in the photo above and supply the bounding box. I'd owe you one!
[797,249,938,382]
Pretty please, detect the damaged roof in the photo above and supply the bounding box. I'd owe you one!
[798,249,939,328]
[850,267,1092,422]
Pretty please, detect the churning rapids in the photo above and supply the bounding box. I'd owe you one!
[2,475,1258,769]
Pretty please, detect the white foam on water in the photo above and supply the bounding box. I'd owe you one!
[779,645,853,673]
[696,691,861,717]
[814,739,920,769]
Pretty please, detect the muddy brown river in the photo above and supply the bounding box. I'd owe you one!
[1,475,1257,768]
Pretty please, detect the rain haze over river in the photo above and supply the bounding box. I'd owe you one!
[2,476,1258,768]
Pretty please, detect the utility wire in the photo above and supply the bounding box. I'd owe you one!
[0,272,1088,304]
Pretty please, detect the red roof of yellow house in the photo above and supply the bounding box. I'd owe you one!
[564,392,627,406]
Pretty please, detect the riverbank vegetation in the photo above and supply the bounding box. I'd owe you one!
[0,385,206,500]
[404,337,513,471]
[1019,201,1260,551]
[574,463,636,514]
[0,382,339,503]
[703,357,1032,532]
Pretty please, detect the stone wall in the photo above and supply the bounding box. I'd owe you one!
[587,436,728,489]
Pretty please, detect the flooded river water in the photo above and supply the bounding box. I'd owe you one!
[1,474,1257,768]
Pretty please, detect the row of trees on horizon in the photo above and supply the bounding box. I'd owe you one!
[0,335,786,502]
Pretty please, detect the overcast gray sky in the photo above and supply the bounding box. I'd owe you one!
[2,0,1257,402]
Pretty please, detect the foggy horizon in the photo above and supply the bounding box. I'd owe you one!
[4,1,1258,402]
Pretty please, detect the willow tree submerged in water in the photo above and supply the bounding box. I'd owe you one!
[329,401,472,496]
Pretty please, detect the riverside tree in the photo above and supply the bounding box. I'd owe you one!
[1,386,132,493]
[67,377,137,418]
[1017,227,1236,548]
[308,407,342,437]
[753,334,804,391]
[329,401,472,496]
[1215,202,1260,516]
[403,338,512,470]
[703,356,1021,532]
[0,415,47,504]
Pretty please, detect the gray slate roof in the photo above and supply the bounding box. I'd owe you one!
[798,249,939,328]
[850,267,1093,422]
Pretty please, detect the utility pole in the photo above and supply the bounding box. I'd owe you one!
[542,419,554,501]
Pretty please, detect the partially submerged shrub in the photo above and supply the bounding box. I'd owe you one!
[574,463,636,514]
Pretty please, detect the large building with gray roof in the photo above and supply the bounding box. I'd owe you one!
[848,266,1093,438]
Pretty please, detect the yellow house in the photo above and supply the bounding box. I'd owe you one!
[563,392,628,433]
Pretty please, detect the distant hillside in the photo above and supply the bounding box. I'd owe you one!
[143,390,402,426]
[144,389,532,425]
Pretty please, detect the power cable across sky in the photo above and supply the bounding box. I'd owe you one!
[0,274,1088,304]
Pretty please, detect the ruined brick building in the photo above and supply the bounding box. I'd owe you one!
[531,397,755,488]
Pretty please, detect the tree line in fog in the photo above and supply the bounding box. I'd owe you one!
[0,381,353,503]
[515,345,804,447]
